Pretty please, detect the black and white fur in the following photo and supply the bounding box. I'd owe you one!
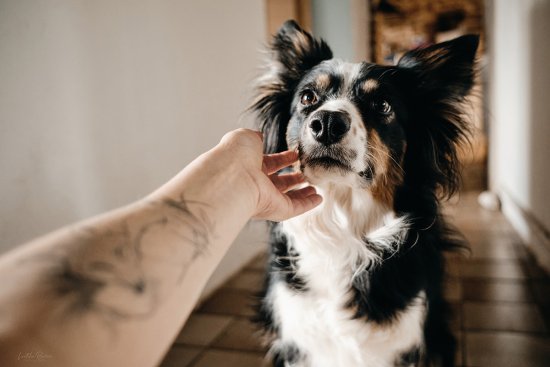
[252,21,478,367]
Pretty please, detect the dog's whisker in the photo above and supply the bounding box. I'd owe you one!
[367,144,405,175]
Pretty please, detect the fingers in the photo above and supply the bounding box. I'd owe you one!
[270,172,305,192]
[252,185,322,222]
[284,186,323,219]
[286,186,316,200]
[262,150,299,175]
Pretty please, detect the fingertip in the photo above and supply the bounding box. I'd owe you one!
[293,188,322,209]
[280,151,299,165]
[282,149,299,160]
[310,193,323,205]
[301,185,317,196]
[304,193,322,210]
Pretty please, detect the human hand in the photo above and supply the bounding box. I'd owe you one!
[218,129,322,221]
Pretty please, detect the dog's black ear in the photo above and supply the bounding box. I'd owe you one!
[252,20,332,153]
[397,35,479,198]
[397,35,479,98]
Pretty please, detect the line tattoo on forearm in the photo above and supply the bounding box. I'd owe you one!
[37,194,214,322]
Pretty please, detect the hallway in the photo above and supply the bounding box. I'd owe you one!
[160,192,550,367]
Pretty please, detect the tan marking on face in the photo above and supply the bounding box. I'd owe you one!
[367,129,404,207]
[351,125,358,136]
[362,79,379,93]
[315,74,331,90]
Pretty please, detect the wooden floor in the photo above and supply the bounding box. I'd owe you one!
[160,191,550,367]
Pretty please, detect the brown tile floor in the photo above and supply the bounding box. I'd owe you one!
[159,192,550,367]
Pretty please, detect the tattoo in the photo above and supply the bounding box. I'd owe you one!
[160,197,214,274]
[42,195,214,322]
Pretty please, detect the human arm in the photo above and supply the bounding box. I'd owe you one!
[0,129,321,367]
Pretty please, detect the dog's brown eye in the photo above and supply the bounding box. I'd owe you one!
[300,90,317,106]
[374,99,392,115]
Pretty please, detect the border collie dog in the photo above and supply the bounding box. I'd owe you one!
[252,21,478,367]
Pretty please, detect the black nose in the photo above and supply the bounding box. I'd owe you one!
[309,111,351,145]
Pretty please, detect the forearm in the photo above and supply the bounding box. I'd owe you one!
[0,144,255,367]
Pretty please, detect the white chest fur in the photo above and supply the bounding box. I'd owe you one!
[268,187,426,367]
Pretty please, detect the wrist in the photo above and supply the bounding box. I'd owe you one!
[148,144,258,221]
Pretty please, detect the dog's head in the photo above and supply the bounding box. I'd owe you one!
[253,21,478,207]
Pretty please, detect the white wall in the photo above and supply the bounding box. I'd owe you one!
[0,0,267,297]
[487,0,550,269]
[311,0,370,62]
[312,0,354,60]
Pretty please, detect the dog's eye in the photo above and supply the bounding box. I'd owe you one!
[300,90,318,106]
[374,99,392,115]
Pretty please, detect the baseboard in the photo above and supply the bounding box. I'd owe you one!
[499,190,550,273]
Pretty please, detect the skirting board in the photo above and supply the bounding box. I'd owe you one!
[499,190,550,273]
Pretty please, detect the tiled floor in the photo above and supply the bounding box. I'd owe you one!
[159,192,550,367]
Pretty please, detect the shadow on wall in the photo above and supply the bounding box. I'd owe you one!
[528,0,550,238]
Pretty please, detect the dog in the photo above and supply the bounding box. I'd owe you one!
[251,21,477,367]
